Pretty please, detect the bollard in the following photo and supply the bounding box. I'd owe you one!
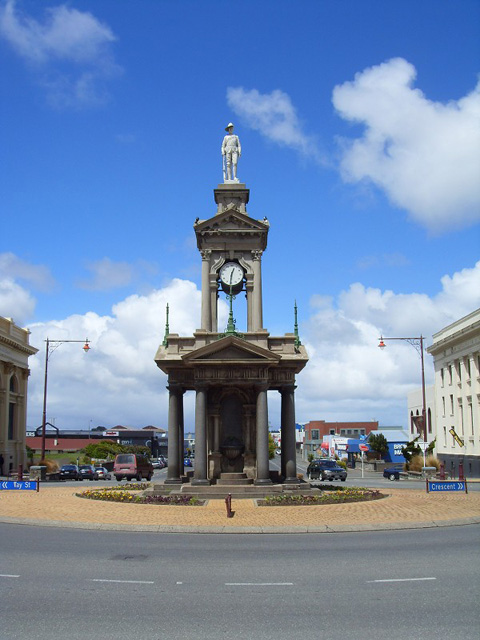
[439,463,445,480]
[459,462,464,481]
[225,493,234,518]
[17,464,23,481]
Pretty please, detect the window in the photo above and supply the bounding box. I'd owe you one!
[8,403,15,440]
[443,427,447,447]
[9,375,17,393]
[441,397,445,417]
[440,368,444,387]
[465,358,471,379]
[450,395,454,416]
[448,364,453,385]
[311,429,319,440]
[457,360,461,382]
[329,429,335,435]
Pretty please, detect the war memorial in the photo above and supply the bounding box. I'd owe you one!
[154,124,309,497]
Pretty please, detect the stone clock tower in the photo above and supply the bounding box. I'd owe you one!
[155,130,308,491]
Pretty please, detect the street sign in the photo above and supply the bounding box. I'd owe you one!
[449,428,465,447]
[0,481,38,491]
[359,444,369,452]
[427,480,467,494]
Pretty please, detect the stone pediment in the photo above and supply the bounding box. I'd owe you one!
[195,209,269,233]
[195,210,269,251]
[182,336,280,365]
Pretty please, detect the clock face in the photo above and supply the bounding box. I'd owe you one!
[219,262,244,287]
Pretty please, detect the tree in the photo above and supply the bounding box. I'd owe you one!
[268,433,277,460]
[401,437,422,465]
[368,433,389,459]
[82,440,125,460]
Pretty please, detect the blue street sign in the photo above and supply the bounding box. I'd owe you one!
[0,481,38,491]
[427,481,467,493]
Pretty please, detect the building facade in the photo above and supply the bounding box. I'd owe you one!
[427,309,480,477]
[303,420,379,458]
[0,317,38,474]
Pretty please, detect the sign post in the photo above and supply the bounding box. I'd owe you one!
[359,444,369,479]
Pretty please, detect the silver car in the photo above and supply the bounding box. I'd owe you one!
[95,467,112,480]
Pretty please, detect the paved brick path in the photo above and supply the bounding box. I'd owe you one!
[0,486,479,533]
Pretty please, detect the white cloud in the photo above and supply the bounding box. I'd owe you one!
[0,252,54,291]
[78,258,134,291]
[0,0,121,107]
[0,277,36,325]
[27,279,203,429]
[226,87,323,162]
[332,58,480,233]
[21,261,480,431]
[296,260,480,425]
[0,253,56,325]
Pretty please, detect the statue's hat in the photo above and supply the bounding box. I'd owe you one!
[225,122,234,131]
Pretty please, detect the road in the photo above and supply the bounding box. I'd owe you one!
[46,460,479,491]
[0,523,478,639]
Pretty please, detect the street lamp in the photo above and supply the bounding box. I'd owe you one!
[378,334,427,464]
[40,338,91,461]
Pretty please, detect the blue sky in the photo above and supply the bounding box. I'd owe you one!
[1,0,479,431]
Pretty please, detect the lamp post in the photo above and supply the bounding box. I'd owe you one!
[378,335,427,465]
[41,338,91,461]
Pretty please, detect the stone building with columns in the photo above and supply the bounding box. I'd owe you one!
[0,316,38,475]
[427,308,480,477]
[155,182,308,489]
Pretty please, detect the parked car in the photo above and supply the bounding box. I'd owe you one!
[322,465,348,482]
[306,459,338,480]
[95,467,112,480]
[383,465,404,481]
[59,464,81,481]
[79,464,99,481]
[114,454,153,482]
[152,459,164,469]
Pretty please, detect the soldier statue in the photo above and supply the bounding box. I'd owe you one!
[221,122,241,182]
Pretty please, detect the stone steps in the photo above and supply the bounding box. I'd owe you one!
[216,473,253,486]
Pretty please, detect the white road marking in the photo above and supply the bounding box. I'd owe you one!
[90,579,154,584]
[0,574,20,578]
[225,582,294,586]
[367,577,436,583]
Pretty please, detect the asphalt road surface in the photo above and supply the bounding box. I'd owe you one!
[1,523,478,639]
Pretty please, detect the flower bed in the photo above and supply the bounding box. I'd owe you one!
[258,487,383,506]
[78,486,203,505]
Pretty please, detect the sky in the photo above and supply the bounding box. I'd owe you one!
[1,0,479,432]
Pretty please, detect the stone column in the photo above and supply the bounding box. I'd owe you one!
[254,384,271,484]
[245,278,254,332]
[281,385,299,484]
[192,386,210,485]
[165,384,182,484]
[200,250,212,331]
[251,250,263,331]
[213,412,220,452]
[178,393,184,477]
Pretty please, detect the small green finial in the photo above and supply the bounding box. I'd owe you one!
[294,300,301,350]
[162,303,170,347]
